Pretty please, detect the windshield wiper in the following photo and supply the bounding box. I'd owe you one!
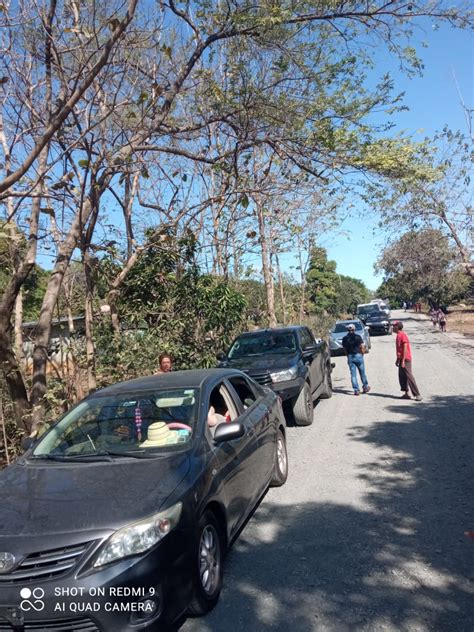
[97,448,157,459]
[30,448,157,461]
[29,453,113,463]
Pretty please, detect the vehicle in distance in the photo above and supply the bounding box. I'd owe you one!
[0,369,288,631]
[329,319,371,356]
[217,326,332,426]
[356,302,390,323]
[364,311,392,335]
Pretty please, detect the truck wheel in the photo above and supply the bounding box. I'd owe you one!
[293,382,313,426]
[319,368,333,399]
[270,429,288,487]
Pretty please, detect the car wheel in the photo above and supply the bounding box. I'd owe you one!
[187,511,224,616]
[270,429,288,487]
[319,367,333,399]
[293,382,313,426]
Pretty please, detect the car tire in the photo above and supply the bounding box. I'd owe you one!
[187,511,224,616]
[293,382,313,426]
[270,429,288,487]
[319,367,333,399]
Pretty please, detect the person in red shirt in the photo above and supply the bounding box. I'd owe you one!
[392,321,422,401]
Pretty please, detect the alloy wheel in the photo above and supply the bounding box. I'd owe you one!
[199,524,221,596]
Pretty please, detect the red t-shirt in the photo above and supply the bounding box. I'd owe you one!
[396,331,412,361]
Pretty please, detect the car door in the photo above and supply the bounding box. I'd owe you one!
[226,375,275,486]
[299,327,323,393]
[206,380,260,536]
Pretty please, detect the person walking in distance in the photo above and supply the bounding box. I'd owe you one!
[342,323,370,396]
[392,321,422,401]
[437,308,447,332]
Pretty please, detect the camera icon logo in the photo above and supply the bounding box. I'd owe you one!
[20,587,45,612]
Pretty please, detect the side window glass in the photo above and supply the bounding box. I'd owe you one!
[207,382,239,439]
[300,329,314,350]
[228,377,258,409]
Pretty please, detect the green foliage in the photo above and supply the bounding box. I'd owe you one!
[0,228,49,320]
[94,229,247,380]
[305,246,370,316]
[305,247,339,314]
[375,229,470,307]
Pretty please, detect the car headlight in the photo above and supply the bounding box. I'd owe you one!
[93,502,182,568]
[270,367,298,383]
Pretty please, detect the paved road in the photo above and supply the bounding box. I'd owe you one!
[181,312,474,632]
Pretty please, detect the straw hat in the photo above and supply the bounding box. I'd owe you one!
[140,422,177,447]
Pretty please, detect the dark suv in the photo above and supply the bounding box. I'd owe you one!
[217,326,332,426]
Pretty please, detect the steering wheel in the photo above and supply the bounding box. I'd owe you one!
[167,422,192,432]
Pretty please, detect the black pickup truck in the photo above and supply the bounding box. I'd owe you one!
[217,326,332,426]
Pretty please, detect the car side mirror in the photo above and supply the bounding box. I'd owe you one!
[216,351,226,362]
[21,436,35,451]
[213,421,245,443]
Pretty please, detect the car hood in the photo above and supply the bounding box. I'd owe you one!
[0,453,191,536]
[220,353,299,371]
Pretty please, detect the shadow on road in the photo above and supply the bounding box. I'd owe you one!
[179,395,474,631]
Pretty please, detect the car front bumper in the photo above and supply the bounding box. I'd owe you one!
[268,377,305,402]
[367,323,390,334]
[0,532,191,632]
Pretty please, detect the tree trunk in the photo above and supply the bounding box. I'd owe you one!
[30,186,103,433]
[275,254,286,325]
[14,291,25,365]
[255,202,277,328]
[83,252,97,393]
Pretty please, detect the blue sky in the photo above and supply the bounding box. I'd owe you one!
[320,22,473,291]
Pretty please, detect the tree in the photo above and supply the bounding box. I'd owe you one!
[368,129,473,278]
[305,247,339,314]
[332,275,371,317]
[375,229,470,307]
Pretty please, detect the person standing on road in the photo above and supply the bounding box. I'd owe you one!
[156,352,173,374]
[342,323,370,396]
[437,309,447,332]
[392,321,422,401]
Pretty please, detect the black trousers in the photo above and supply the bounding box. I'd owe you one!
[398,360,420,397]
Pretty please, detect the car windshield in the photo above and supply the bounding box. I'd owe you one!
[333,322,362,333]
[228,332,297,358]
[358,305,381,315]
[32,388,198,458]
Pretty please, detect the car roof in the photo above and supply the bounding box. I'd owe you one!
[235,326,306,337]
[91,369,243,397]
[335,319,362,325]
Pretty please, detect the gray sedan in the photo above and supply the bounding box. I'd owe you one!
[329,319,371,356]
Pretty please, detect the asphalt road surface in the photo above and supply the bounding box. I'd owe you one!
[181,311,474,632]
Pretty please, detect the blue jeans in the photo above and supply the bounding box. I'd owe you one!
[347,353,369,392]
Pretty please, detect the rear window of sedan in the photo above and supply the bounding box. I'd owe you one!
[333,322,363,333]
[33,389,198,457]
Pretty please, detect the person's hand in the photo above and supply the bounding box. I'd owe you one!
[401,361,406,368]
[114,424,131,438]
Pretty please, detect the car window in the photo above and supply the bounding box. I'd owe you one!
[299,328,315,349]
[228,332,297,358]
[227,376,258,409]
[333,322,363,333]
[33,389,198,457]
